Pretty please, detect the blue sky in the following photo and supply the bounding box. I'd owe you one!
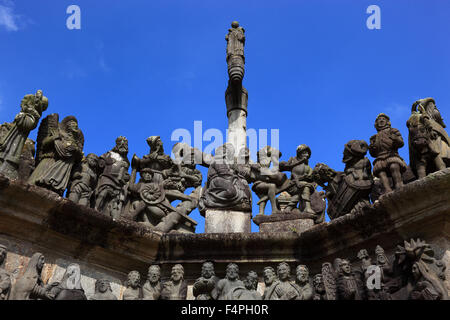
[0,0,449,232]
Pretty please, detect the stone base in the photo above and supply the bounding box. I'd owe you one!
[204,209,251,233]
[253,214,315,233]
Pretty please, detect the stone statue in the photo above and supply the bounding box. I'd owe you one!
[67,153,100,207]
[264,262,299,300]
[46,263,87,300]
[396,239,448,300]
[335,258,365,300]
[312,140,373,219]
[214,263,245,300]
[369,113,407,193]
[291,265,313,300]
[279,145,316,215]
[8,252,52,300]
[226,21,245,82]
[28,114,84,196]
[252,146,288,215]
[122,270,142,300]
[312,274,327,300]
[0,90,48,180]
[262,266,278,300]
[90,279,117,300]
[94,136,130,219]
[199,143,252,213]
[407,98,450,179]
[0,245,11,300]
[142,265,161,300]
[193,261,219,300]
[227,271,262,300]
[160,264,188,300]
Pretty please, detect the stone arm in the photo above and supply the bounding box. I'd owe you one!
[279,157,296,172]
[212,279,225,300]
[368,135,378,158]
[299,284,314,300]
[0,271,11,297]
[390,128,404,149]
[181,169,203,188]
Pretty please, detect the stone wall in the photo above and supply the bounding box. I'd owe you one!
[1,168,449,299]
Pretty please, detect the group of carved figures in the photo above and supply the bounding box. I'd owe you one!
[0,91,449,230]
[1,238,447,300]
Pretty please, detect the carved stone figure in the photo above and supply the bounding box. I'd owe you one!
[396,239,448,300]
[28,114,84,196]
[90,279,117,300]
[199,143,252,213]
[143,265,161,300]
[122,270,142,300]
[193,261,219,300]
[94,136,130,219]
[226,21,245,82]
[47,263,87,300]
[252,146,288,215]
[407,98,450,179]
[67,153,100,207]
[264,262,299,300]
[0,90,48,180]
[369,113,407,193]
[335,259,365,300]
[262,266,278,300]
[0,245,11,300]
[9,252,52,300]
[279,145,316,215]
[292,265,313,300]
[313,140,373,219]
[214,263,245,300]
[312,274,327,300]
[227,271,262,300]
[160,264,188,300]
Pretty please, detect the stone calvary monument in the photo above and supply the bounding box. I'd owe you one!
[0,21,449,300]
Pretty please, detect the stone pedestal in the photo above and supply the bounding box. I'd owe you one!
[204,209,251,233]
[253,213,315,233]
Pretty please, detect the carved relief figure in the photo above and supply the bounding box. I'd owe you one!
[0,90,48,180]
[335,259,365,300]
[292,265,313,300]
[0,245,11,300]
[28,114,84,195]
[312,274,327,300]
[160,264,188,300]
[214,263,245,300]
[122,270,142,300]
[369,113,407,193]
[94,136,130,219]
[227,271,262,300]
[17,139,36,181]
[9,252,52,300]
[262,266,278,300]
[264,262,298,300]
[225,21,245,82]
[47,263,87,300]
[143,265,161,300]
[90,279,117,300]
[193,261,219,300]
[407,98,450,179]
[67,153,100,207]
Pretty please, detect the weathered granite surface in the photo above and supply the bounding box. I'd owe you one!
[0,168,449,299]
[204,210,251,233]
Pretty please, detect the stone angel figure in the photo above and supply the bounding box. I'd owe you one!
[28,114,84,196]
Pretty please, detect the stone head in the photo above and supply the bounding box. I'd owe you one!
[114,136,129,155]
[296,144,311,163]
[225,263,239,281]
[374,113,391,131]
[127,271,141,288]
[96,279,112,294]
[313,274,325,293]
[244,271,258,291]
[277,262,291,281]
[86,153,99,168]
[339,259,352,276]
[296,265,309,284]
[147,265,161,284]
[171,264,184,282]
[263,266,276,285]
[201,261,215,279]
[140,169,154,182]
